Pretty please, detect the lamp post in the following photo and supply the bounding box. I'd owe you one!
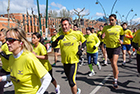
[111,0,118,14]
[115,11,123,23]
[125,9,133,23]
[95,0,107,20]
[45,0,48,39]
[37,0,42,36]
[130,13,137,28]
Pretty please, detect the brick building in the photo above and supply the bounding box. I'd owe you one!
[0,13,105,39]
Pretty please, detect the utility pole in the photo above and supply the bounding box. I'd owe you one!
[7,0,10,28]
[37,0,42,36]
[45,0,48,39]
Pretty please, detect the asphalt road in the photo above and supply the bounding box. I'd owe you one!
[3,50,140,94]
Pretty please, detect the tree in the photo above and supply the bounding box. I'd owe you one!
[59,9,73,18]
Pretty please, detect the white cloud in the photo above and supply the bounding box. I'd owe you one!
[50,2,63,9]
[132,18,140,23]
[95,12,105,17]
[0,0,45,15]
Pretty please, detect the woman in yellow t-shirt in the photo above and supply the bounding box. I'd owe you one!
[32,32,60,94]
[0,28,52,94]
[0,28,13,93]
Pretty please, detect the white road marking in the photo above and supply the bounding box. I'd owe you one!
[90,74,112,94]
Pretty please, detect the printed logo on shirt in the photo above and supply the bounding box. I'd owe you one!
[18,70,23,75]
[63,42,74,46]
[10,76,20,83]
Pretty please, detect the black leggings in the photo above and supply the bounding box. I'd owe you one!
[48,69,55,83]
[0,69,10,94]
[136,54,140,73]
[63,63,79,87]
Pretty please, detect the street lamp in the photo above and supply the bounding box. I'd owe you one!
[115,11,123,22]
[95,0,107,20]
[45,0,48,39]
[111,0,118,14]
[125,9,133,23]
[130,13,137,26]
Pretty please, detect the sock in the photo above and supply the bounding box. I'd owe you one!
[114,78,117,83]
[104,60,107,64]
[96,62,99,66]
[88,64,94,72]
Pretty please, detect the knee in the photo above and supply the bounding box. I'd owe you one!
[69,80,75,87]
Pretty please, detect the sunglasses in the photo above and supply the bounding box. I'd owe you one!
[109,19,115,21]
[6,38,20,43]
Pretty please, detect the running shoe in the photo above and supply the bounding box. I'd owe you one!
[88,72,95,77]
[113,81,118,89]
[55,85,60,94]
[52,63,56,66]
[122,62,126,66]
[103,61,108,66]
[97,62,101,70]
[4,81,13,88]
[77,88,81,94]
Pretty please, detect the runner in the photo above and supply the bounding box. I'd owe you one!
[0,28,52,94]
[132,31,140,77]
[32,32,60,94]
[97,25,108,65]
[51,29,61,66]
[121,22,133,66]
[102,14,124,89]
[0,28,13,93]
[84,27,101,76]
[52,18,86,94]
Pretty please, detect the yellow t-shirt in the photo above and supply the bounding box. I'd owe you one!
[57,29,86,64]
[102,25,124,48]
[133,29,140,37]
[84,34,100,53]
[123,29,133,45]
[132,31,140,55]
[1,43,12,72]
[9,51,48,94]
[51,35,60,49]
[33,42,52,71]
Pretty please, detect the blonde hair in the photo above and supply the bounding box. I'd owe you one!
[6,27,33,52]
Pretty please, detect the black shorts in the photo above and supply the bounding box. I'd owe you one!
[106,46,121,59]
[54,48,59,53]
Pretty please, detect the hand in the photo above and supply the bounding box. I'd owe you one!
[93,46,96,50]
[32,52,37,56]
[77,49,83,57]
[138,47,140,52]
[119,39,123,44]
[57,35,64,41]
[0,77,2,82]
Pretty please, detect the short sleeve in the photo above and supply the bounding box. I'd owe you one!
[28,57,48,79]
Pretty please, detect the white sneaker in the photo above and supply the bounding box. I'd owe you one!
[77,88,81,94]
[55,85,60,94]
[4,81,13,88]
[97,62,101,70]
[88,72,95,77]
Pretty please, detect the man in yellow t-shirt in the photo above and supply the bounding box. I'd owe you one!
[132,31,140,77]
[84,27,101,77]
[102,14,124,89]
[51,29,61,66]
[52,18,86,94]
[97,25,108,65]
[121,22,133,66]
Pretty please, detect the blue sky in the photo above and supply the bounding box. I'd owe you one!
[0,0,140,23]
